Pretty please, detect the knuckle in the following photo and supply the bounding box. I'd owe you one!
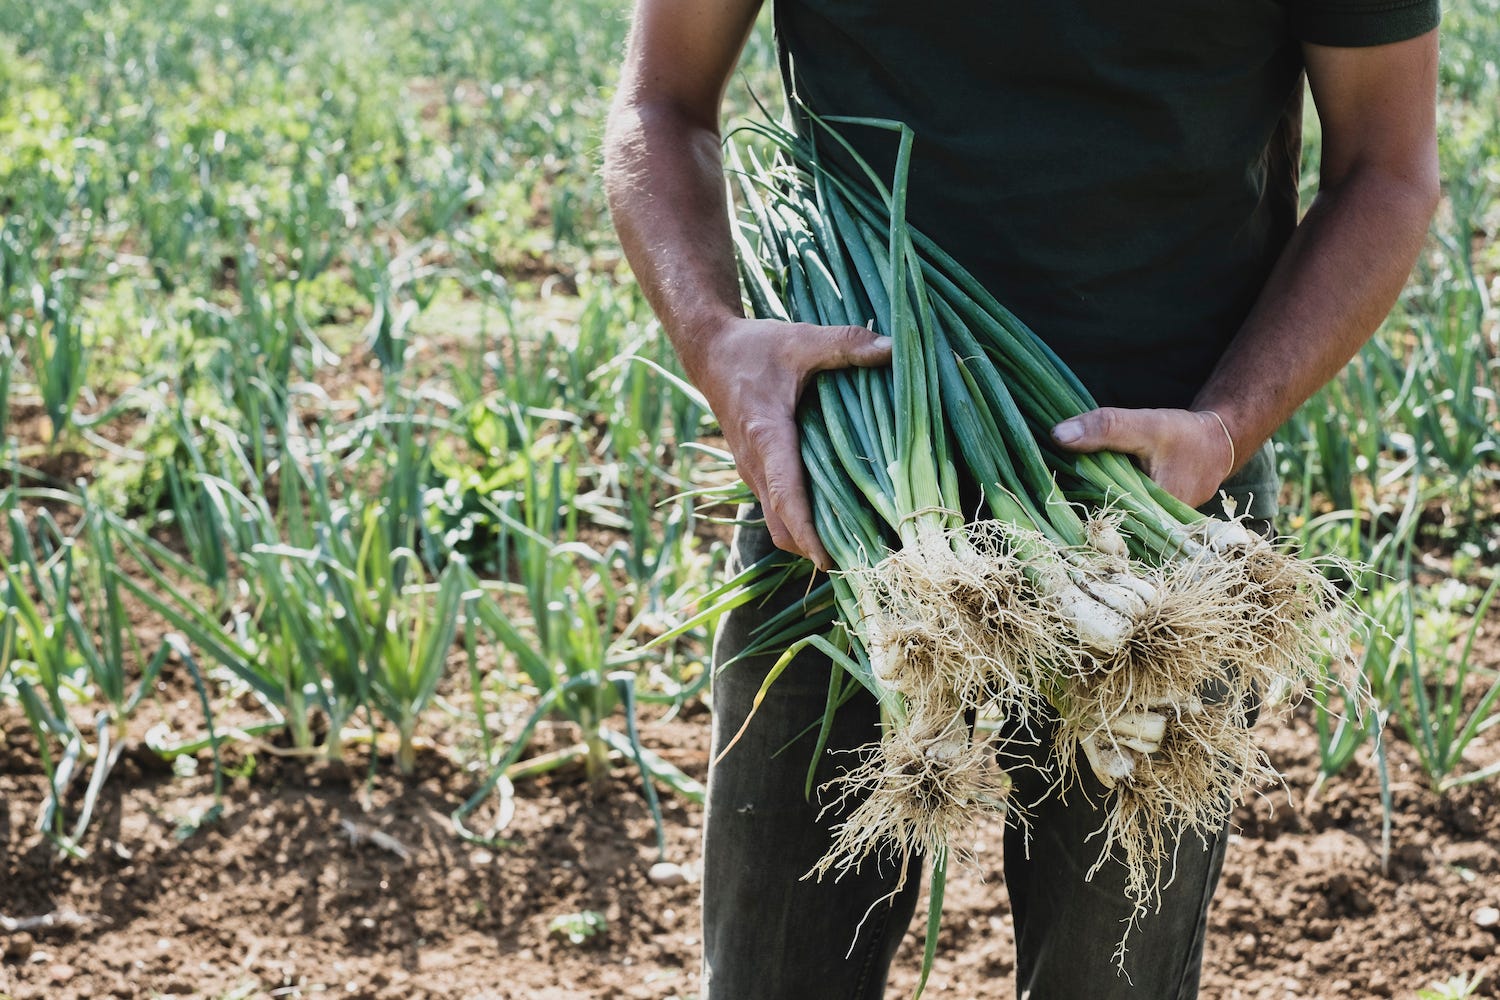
[800,323,869,364]
[765,521,789,547]
[740,416,781,449]
[748,416,799,460]
[761,465,799,500]
[763,516,797,554]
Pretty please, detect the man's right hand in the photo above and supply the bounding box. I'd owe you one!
[604,1,891,569]
[691,317,892,571]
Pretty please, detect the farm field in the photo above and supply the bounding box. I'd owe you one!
[1,2,1498,999]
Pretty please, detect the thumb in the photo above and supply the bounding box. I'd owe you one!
[801,324,893,374]
[1051,407,1162,456]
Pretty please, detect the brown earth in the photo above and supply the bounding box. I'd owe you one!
[4,679,1500,1000]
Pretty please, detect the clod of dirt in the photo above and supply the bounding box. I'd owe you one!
[2,933,34,963]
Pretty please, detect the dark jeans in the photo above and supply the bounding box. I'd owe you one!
[700,444,1278,1000]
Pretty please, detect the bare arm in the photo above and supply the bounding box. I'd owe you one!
[1053,30,1441,508]
[604,0,891,568]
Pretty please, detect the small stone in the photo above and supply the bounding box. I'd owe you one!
[648,861,690,887]
[1473,905,1500,929]
[49,963,76,983]
[4,932,34,963]
[470,849,494,866]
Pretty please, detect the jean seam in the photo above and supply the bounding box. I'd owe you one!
[1172,835,1221,1000]
[849,900,892,1000]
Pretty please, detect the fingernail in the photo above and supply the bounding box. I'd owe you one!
[871,335,892,350]
[1052,420,1082,444]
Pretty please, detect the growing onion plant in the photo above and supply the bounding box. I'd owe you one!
[0,490,177,854]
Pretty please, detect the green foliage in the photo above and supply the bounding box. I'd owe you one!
[547,909,607,945]
[1283,1,1500,798]
[423,401,578,571]
[1394,574,1500,791]
[0,0,713,863]
[0,0,1493,884]
[1418,971,1485,1000]
[0,494,172,852]
[0,44,75,186]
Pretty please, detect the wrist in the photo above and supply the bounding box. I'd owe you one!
[671,307,745,386]
[1195,408,1237,479]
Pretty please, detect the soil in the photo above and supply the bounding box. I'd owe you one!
[4,675,1500,1000]
[3,399,1497,999]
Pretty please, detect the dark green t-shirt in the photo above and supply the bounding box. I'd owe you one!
[775,0,1439,410]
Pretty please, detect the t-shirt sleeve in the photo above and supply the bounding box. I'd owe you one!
[1288,0,1441,47]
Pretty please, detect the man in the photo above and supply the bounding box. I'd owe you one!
[604,3,1439,997]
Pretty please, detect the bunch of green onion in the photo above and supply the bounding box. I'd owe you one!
[721,113,1360,976]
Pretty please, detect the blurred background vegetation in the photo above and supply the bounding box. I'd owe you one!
[0,0,1495,863]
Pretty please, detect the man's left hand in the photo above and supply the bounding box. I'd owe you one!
[1051,407,1235,509]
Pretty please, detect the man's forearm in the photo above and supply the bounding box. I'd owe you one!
[603,85,892,567]
[1192,162,1440,471]
[1194,32,1441,470]
[1050,159,1439,507]
[603,101,742,385]
[1053,32,1439,506]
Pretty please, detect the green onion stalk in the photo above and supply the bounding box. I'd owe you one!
[736,133,1171,697]
[727,112,1365,948]
[814,130,1358,796]
[732,138,1019,885]
[818,125,1360,702]
[793,168,1263,921]
[732,121,1217,905]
